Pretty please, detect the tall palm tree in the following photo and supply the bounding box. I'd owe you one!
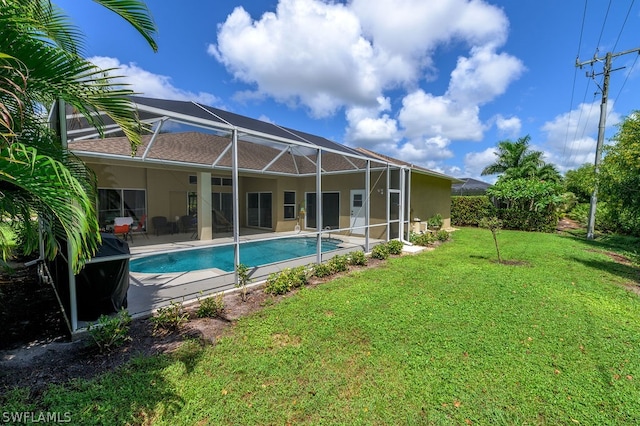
[0,0,157,272]
[481,135,560,182]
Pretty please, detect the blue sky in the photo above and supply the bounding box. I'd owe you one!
[56,0,640,181]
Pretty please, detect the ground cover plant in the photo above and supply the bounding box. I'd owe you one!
[3,228,640,424]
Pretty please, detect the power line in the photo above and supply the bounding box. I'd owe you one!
[596,0,612,49]
[562,0,591,166]
[562,0,588,163]
[612,0,635,53]
[576,47,640,239]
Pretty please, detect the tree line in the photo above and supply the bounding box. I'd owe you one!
[464,118,640,237]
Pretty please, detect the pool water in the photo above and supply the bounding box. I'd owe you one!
[130,237,343,273]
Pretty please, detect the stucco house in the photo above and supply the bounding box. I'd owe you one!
[66,97,459,246]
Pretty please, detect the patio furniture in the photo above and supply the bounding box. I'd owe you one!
[212,209,232,233]
[151,216,173,236]
[179,215,197,239]
[130,214,148,240]
[113,217,134,241]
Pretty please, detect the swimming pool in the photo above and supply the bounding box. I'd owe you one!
[130,236,343,273]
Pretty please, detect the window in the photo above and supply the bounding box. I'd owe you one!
[352,193,363,207]
[283,191,296,220]
[98,188,146,227]
[247,192,272,228]
[189,175,233,186]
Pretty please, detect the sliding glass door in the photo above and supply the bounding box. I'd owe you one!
[305,192,339,229]
[247,192,272,228]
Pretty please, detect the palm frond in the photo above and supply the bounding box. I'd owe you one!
[0,143,100,272]
[92,0,158,52]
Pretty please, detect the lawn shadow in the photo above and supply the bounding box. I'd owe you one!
[569,256,640,285]
[563,232,640,285]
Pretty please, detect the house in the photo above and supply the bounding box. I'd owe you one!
[451,178,492,196]
[59,96,465,328]
[66,96,459,245]
[356,148,461,230]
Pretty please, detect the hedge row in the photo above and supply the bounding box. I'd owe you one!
[451,196,492,226]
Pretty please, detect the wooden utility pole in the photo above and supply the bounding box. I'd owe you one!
[576,47,640,239]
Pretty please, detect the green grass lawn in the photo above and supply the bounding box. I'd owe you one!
[5,227,640,425]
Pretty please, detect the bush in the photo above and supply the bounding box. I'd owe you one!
[410,231,435,246]
[487,178,563,233]
[387,239,404,255]
[371,243,389,260]
[196,293,225,318]
[436,229,450,242]
[265,266,309,295]
[451,196,493,226]
[151,300,189,333]
[313,262,333,278]
[328,254,349,273]
[348,250,367,266]
[236,263,252,302]
[426,213,443,229]
[86,309,132,353]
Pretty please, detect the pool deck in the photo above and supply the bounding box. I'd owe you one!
[125,229,382,319]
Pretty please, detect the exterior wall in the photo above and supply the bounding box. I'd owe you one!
[84,158,453,238]
[410,173,453,229]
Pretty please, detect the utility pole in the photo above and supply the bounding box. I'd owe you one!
[576,47,640,239]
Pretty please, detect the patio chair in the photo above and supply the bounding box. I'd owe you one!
[113,217,134,241]
[130,214,148,240]
[212,209,233,233]
[152,216,173,236]
[179,215,198,239]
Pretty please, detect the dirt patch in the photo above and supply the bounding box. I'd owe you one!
[557,217,582,233]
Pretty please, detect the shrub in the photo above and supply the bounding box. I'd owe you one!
[426,213,443,229]
[151,300,189,333]
[387,239,404,255]
[451,196,493,226]
[410,231,435,246]
[436,229,450,242]
[487,178,563,233]
[265,266,309,295]
[348,250,367,266]
[313,262,333,278]
[236,263,252,302]
[196,293,225,318]
[371,243,389,260]
[328,254,349,273]
[86,309,132,353]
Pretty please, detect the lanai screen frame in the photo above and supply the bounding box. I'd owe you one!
[63,97,414,328]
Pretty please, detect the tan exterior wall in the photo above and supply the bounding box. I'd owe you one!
[410,173,453,229]
[83,158,452,239]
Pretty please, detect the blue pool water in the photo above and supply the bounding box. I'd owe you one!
[130,237,343,273]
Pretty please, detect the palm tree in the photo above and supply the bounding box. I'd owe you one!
[0,0,157,272]
[481,135,561,183]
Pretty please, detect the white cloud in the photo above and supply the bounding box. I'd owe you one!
[398,90,485,141]
[540,100,621,172]
[209,0,391,117]
[495,114,522,137]
[89,56,220,105]
[345,97,399,146]
[209,0,517,119]
[463,147,497,180]
[208,0,525,173]
[447,45,525,106]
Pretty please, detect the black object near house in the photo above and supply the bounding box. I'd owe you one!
[50,233,130,322]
